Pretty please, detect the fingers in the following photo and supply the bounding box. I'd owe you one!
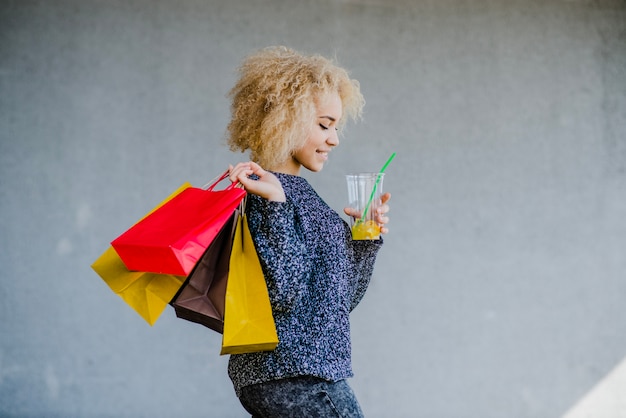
[247,161,266,176]
[376,194,391,234]
[229,162,255,184]
[227,162,286,202]
[375,206,389,228]
[344,207,361,218]
[228,162,245,183]
[229,161,268,183]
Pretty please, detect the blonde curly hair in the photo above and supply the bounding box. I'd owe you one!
[227,46,365,169]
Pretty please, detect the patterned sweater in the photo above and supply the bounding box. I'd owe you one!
[228,173,383,396]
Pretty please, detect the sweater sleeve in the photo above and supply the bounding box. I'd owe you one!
[348,238,383,311]
[247,195,311,313]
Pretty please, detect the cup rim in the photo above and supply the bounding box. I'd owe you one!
[345,172,385,177]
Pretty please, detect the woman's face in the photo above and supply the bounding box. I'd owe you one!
[283,91,343,175]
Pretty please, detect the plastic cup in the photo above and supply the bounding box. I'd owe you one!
[346,173,384,240]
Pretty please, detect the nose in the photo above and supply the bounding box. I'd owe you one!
[327,129,339,147]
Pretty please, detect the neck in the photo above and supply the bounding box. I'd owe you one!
[270,158,301,176]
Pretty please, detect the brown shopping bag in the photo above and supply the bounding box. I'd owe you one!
[220,213,279,355]
[170,206,240,334]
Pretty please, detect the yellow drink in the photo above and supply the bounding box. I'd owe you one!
[351,220,381,240]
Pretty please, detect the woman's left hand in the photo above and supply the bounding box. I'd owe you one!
[344,192,391,235]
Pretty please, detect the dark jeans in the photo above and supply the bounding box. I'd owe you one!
[238,376,365,418]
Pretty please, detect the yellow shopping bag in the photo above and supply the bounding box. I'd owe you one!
[220,213,279,355]
[91,183,191,326]
[91,247,186,325]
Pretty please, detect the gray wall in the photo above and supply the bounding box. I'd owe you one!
[1,0,625,417]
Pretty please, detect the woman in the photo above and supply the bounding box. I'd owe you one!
[227,46,390,418]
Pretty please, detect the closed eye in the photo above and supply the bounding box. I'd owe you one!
[319,124,339,132]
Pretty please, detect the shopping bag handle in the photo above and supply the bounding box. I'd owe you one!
[202,170,242,191]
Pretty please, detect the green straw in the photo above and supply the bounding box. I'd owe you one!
[358,152,396,222]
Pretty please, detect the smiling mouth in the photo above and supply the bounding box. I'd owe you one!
[317,151,329,160]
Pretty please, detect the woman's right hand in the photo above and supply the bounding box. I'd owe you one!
[229,162,286,202]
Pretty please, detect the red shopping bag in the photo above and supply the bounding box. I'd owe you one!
[111,171,246,276]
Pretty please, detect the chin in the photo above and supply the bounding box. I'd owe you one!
[306,164,324,173]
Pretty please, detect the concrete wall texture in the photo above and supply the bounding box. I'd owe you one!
[1,0,625,417]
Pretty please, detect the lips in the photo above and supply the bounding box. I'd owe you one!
[317,150,329,160]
